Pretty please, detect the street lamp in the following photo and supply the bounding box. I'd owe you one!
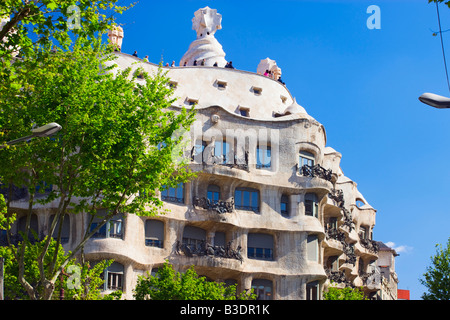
[418,92,450,109]
[0,122,62,148]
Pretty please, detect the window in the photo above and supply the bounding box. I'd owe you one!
[251,86,262,95]
[256,145,271,169]
[214,231,226,247]
[299,151,315,167]
[104,262,124,291]
[90,209,124,240]
[182,226,206,252]
[327,217,338,231]
[305,193,319,218]
[215,79,227,89]
[280,195,289,217]
[327,256,339,272]
[248,233,274,261]
[161,183,184,204]
[186,98,198,106]
[17,214,39,242]
[235,188,260,213]
[145,220,164,248]
[251,279,273,300]
[191,140,206,163]
[306,281,319,300]
[49,214,70,244]
[307,234,319,262]
[238,106,250,117]
[214,140,233,164]
[360,226,367,240]
[207,185,220,203]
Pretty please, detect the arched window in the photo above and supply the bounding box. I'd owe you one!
[299,151,315,167]
[49,214,70,244]
[145,219,164,248]
[305,193,319,218]
[235,188,260,213]
[248,233,274,261]
[251,279,273,300]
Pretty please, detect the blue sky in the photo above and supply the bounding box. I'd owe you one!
[116,0,450,300]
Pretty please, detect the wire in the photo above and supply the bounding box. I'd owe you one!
[435,1,450,93]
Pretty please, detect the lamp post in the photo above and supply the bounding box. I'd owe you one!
[0,122,62,300]
[419,92,450,109]
[0,122,62,149]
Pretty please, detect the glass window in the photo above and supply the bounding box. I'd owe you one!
[90,209,124,240]
[280,195,289,217]
[182,225,206,252]
[256,145,271,169]
[161,183,184,204]
[305,193,319,218]
[207,185,220,203]
[248,233,274,261]
[145,220,164,248]
[299,151,315,167]
[214,140,233,164]
[235,188,259,213]
[104,262,124,291]
[251,279,273,300]
[306,281,319,300]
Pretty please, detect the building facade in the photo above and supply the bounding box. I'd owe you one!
[2,7,396,300]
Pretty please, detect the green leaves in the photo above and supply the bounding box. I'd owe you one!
[420,238,450,300]
[133,261,256,300]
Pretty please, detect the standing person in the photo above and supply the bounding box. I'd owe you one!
[132,51,138,57]
[193,60,198,66]
[171,61,175,67]
[143,55,149,62]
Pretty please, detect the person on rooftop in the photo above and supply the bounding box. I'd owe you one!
[225,61,234,69]
[132,51,138,57]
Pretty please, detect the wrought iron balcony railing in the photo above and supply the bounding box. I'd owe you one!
[192,196,234,214]
[176,240,244,263]
[299,164,332,182]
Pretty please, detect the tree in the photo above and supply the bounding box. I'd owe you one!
[323,284,367,300]
[0,236,120,300]
[133,261,256,300]
[0,36,196,300]
[420,237,450,300]
[0,0,133,60]
[429,0,450,8]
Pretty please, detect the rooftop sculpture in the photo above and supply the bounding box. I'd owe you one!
[180,6,227,67]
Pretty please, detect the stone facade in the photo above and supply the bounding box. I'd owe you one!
[2,7,394,300]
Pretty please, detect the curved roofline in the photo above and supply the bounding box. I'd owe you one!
[114,51,295,100]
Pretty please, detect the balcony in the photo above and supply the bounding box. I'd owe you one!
[192,196,234,214]
[175,240,244,263]
[299,164,332,182]
[191,147,249,172]
[359,235,379,255]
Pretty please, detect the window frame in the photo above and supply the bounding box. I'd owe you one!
[256,145,272,169]
[305,193,319,218]
[161,183,185,204]
[234,187,260,213]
